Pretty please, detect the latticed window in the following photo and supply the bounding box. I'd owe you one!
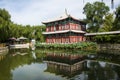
[59,24,62,30]
[48,26,51,32]
[46,27,49,32]
[56,25,59,31]
[66,37,69,43]
[65,24,69,30]
[62,25,65,30]
[78,25,81,30]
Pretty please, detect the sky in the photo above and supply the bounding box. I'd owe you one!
[0,0,120,26]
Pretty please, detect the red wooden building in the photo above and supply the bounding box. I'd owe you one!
[42,11,86,43]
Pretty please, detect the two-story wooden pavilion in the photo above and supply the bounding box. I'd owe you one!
[42,11,86,43]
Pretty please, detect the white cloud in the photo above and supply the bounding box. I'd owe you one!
[0,0,120,26]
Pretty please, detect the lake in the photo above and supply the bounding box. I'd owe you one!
[0,49,120,80]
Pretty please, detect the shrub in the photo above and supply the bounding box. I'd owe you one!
[36,42,97,50]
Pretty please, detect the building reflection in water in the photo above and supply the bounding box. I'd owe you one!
[44,52,120,80]
[44,52,87,78]
[0,49,120,80]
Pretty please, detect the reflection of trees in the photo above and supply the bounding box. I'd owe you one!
[0,53,33,80]
[0,55,12,80]
[0,55,6,61]
[88,52,120,65]
[114,66,120,78]
[10,54,33,70]
[87,61,105,80]
[0,49,46,80]
[104,64,117,79]
[96,52,120,64]
[86,61,119,80]
[0,49,120,80]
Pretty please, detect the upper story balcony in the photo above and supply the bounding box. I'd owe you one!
[42,10,86,33]
[46,23,86,32]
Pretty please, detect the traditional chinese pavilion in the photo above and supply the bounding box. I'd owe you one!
[42,11,86,43]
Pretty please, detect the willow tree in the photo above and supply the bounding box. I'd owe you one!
[0,8,11,42]
[83,2,109,32]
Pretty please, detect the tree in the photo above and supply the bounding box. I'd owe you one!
[83,0,114,9]
[33,25,46,42]
[113,5,120,30]
[83,2,109,32]
[0,8,11,42]
[0,8,46,43]
[94,13,114,43]
[99,13,114,32]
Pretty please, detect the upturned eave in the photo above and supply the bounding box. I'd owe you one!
[42,30,86,35]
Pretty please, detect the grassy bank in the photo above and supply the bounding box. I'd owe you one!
[36,42,97,50]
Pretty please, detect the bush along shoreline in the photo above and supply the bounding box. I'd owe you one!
[36,42,97,50]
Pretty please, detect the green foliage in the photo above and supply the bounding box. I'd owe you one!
[0,8,11,42]
[98,13,114,32]
[113,5,120,30]
[94,34,120,43]
[36,42,97,50]
[0,8,46,43]
[83,1,109,32]
[33,25,46,42]
[84,3,120,43]
[8,24,46,42]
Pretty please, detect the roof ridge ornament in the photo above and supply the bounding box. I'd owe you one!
[65,8,68,16]
[42,9,85,24]
[64,8,71,17]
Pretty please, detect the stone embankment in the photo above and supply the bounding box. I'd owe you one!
[0,47,8,54]
[0,43,8,54]
[98,44,120,54]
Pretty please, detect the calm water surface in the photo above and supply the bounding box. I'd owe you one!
[0,49,120,80]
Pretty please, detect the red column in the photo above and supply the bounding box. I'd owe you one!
[46,27,48,32]
[46,38,48,43]
[55,37,56,43]
[63,37,65,43]
[60,36,62,43]
[62,36,64,43]
[82,36,84,41]
[70,36,72,43]
[51,26,53,31]
[59,24,61,30]
[70,23,72,30]
[76,36,78,42]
